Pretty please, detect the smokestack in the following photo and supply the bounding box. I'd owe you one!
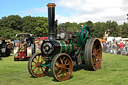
[47,3,56,41]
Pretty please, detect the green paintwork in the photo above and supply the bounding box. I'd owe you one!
[40,63,51,67]
[40,56,51,67]
[72,26,91,47]
[81,50,84,61]
[67,44,70,53]
[58,40,65,53]
[57,40,75,53]
[80,26,91,44]
[72,26,91,62]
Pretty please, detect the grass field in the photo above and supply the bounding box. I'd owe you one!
[0,53,128,85]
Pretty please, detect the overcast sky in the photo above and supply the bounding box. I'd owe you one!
[0,0,128,25]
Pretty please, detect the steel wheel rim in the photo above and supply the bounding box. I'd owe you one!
[92,40,102,70]
[53,54,73,81]
[30,53,48,77]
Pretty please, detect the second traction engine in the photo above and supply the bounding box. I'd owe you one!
[28,3,102,81]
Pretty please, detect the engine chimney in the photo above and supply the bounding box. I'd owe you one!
[47,3,56,41]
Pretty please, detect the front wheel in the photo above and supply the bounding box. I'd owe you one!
[28,53,49,77]
[51,53,73,81]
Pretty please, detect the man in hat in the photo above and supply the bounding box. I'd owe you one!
[81,25,84,28]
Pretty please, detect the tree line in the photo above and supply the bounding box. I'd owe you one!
[0,15,128,39]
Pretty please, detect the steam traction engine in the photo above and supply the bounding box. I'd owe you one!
[14,33,35,61]
[0,38,11,57]
[28,3,102,81]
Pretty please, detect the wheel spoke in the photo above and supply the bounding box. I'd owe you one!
[41,56,44,62]
[92,52,97,56]
[92,48,98,56]
[60,57,63,64]
[92,48,100,57]
[38,68,40,74]
[64,59,68,64]
[41,67,45,72]
[94,62,99,68]
[55,68,59,71]
[33,60,37,64]
[36,68,39,74]
[36,57,39,62]
[55,61,60,67]
[94,42,98,48]
[95,52,101,59]
[66,63,69,65]
[63,70,67,77]
[96,48,100,52]
[32,67,37,71]
[38,55,40,61]
[32,65,37,67]
[65,67,69,70]
[63,70,67,75]
[57,69,62,76]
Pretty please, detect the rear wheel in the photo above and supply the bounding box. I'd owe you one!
[84,38,102,70]
[28,53,49,77]
[51,53,73,81]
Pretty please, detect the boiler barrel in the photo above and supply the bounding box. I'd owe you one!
[41,40,75,56]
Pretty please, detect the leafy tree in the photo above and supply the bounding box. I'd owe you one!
[0,27,21,39]
[92,22,106,38]
[0,15,22,31]
[22,16,37,34]
[85,20,93,28]
[60,22,78,32]
[121,22,128,38]
[35,17,48,37]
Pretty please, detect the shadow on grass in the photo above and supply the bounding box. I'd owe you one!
[73,64,88,71]
[0,53,13,58]
[29,70,74,82]
[0,57,2,60]
[29,71,53,78]
[52,75,73,82]
[0,54,13,60]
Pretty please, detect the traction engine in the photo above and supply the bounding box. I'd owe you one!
[28,3,102,81]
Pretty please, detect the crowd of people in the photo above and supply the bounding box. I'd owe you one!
[102,40,128,55]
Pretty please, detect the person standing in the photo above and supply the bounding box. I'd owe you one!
[125,41,128,55]
[119,41,124,55]
[113,41,117,55]
[103,29,110,40]
[81,25,84,28]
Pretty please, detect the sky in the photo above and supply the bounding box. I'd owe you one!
[0,0,128,25]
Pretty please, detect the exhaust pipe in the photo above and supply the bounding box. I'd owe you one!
[47,3,56,41]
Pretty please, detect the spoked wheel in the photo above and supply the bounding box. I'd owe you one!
[28,53,49,77]
[84,38,102,70]
[51,53,73,81]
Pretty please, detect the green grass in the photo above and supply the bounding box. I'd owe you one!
[1,53,128,85]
